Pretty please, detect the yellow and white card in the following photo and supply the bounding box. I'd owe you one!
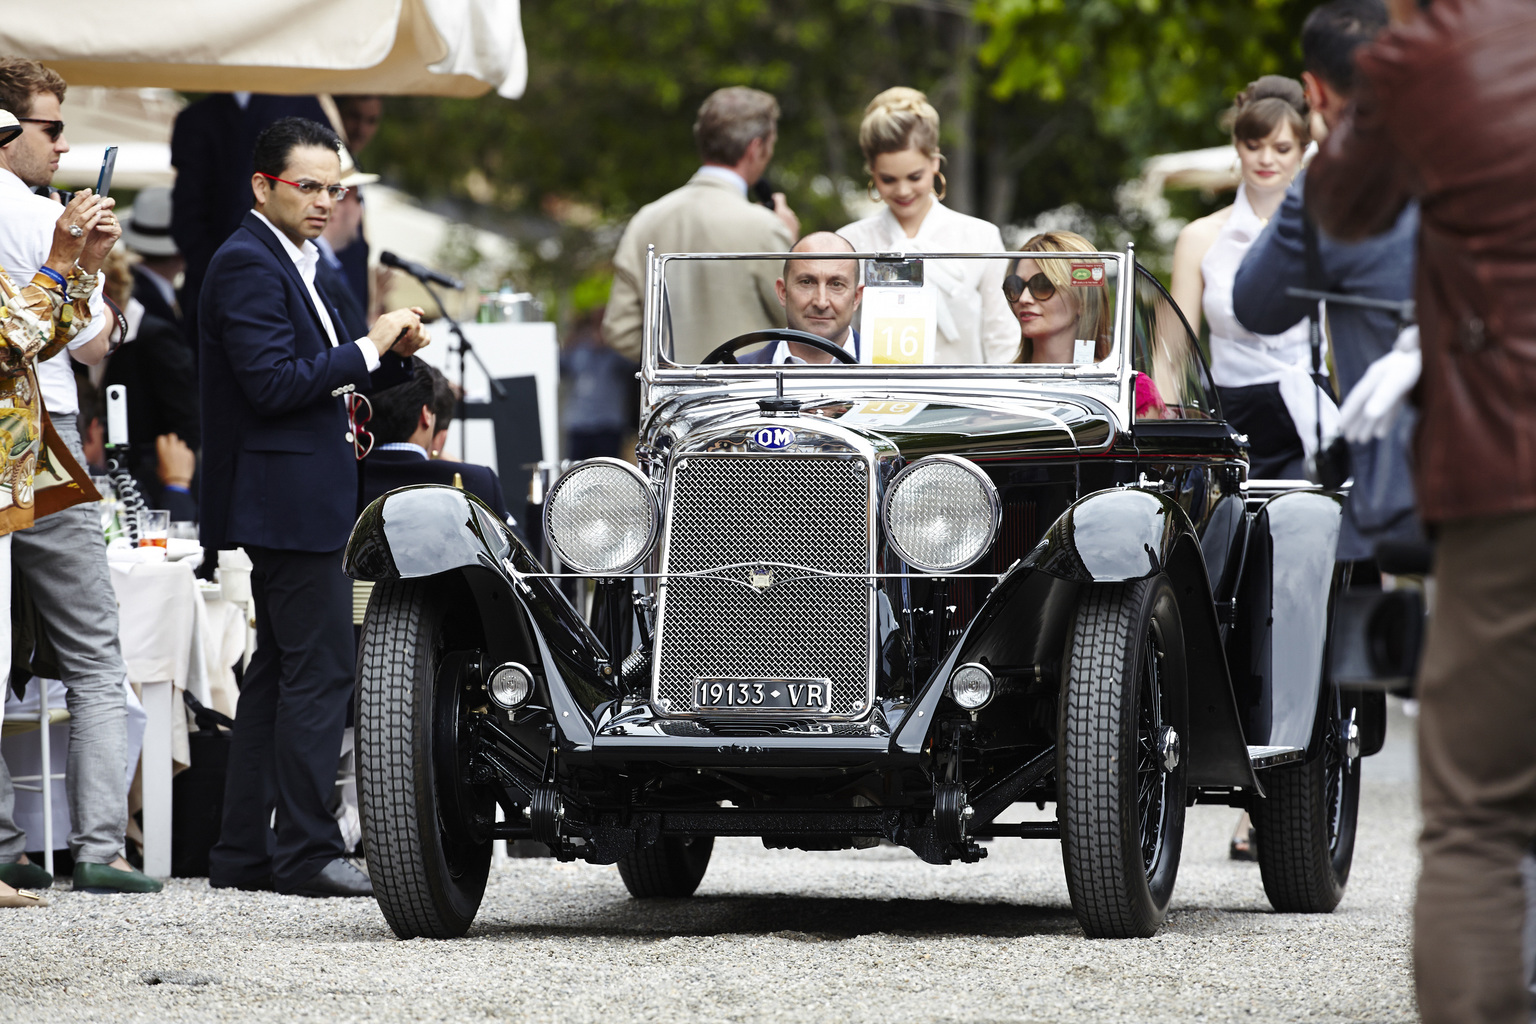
[860,283,937,365]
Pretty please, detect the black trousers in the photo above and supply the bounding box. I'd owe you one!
[208,546,353,887]
[1217,381,1313,480]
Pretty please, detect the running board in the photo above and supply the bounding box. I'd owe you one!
[1247,744,1305,769]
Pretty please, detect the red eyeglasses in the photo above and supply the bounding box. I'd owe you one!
[258,172,350,201]
[345,393,373,460]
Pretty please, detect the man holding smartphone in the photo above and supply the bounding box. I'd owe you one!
[0,57,158,895]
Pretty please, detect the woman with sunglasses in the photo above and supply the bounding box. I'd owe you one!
[839,88,1018,364]
[1169,76,1331,480]
[1008,230,1166,418]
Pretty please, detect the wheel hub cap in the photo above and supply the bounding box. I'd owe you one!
[1157,726,1180,773]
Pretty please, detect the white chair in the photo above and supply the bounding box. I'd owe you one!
[0,681,69,877]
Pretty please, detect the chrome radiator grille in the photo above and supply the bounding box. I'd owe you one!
[652,455,875,718]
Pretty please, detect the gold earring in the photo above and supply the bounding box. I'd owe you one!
[933,172,947,202]
[867,179,882,204]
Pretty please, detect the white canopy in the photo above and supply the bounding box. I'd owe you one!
[0,0,526,99]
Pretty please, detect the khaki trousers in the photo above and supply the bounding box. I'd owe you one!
[1415,511,1536,1024]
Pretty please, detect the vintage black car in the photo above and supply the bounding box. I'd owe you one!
[345,247,1412,940]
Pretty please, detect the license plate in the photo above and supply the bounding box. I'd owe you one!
[694,678,831,712]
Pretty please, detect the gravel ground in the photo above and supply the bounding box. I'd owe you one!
[1,704,1420,1024]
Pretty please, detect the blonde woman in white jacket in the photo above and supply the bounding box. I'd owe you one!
[839,88,1019,364]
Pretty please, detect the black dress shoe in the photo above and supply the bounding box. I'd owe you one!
[278,859,373,898]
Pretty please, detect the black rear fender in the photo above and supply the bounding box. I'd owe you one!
[1226,490,1344,757]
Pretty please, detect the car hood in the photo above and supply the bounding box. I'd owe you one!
[649,390,1116,459]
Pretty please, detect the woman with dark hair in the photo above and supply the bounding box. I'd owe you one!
[1170,76,1335,480]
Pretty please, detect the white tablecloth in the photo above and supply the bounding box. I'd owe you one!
[110,558,245,766]
[0,555,246,869]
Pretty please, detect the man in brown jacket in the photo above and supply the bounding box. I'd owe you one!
[1307,1,1536,1021]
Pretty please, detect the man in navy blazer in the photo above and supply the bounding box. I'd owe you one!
[1230,0,1420,561]
[739,232,863,364]
[199,117,428,898]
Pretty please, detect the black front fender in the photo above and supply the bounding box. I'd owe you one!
[1032,486,1185,584]
[345,485,619,749]
[895,488,1256,789]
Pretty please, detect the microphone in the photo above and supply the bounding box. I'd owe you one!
[379,250,464,290]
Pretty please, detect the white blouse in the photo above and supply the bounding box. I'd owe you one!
[839,201,1020,364]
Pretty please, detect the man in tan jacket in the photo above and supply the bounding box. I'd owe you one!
[604,87,799,363]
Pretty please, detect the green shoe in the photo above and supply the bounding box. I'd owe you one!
[72,862,163,894]
[0,860,53,889]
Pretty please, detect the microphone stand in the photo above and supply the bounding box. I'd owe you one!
[416,278,507,459]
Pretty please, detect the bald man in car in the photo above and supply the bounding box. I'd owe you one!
[741,231,863,364]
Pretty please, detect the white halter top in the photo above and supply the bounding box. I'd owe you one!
[1201,184,1338,459]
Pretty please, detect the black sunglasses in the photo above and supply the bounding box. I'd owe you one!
[1002,271,1056,304]
[19,118,64,141]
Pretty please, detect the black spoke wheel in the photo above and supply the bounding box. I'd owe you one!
[1252,685,1361,913]
[617,836,714,898]
[1059,576,1188,939]
[358,578,494,938]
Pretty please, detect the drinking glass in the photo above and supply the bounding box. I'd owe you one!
[137,509,170,548]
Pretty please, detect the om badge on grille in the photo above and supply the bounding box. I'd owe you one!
[750,426,795,451]
[749,564,774,590]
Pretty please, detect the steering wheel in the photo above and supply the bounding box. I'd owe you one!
[699,329,859,366]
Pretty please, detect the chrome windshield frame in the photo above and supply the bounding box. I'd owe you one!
[640,249,1132,389]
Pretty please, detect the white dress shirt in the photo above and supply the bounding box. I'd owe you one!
[839,201,1019,364]
[251,211,379,371]
[0,168,110,416]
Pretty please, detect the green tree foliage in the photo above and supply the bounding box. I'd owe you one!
[979,0,1312,150]
[367,0,1315,312]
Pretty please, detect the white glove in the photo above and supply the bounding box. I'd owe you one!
[1339,324,1421,444]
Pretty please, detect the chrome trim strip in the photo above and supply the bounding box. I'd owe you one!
[515,567,1006,582]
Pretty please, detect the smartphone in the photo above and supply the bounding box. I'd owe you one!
[95,146,118,197]
[105,384,128,447]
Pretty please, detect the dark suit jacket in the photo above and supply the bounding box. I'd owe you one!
[107,310,201,447]
[131,265,181,335]
[1231,168,1421,557]
[171,94,328,346]
[738,329,861,364]
[198,211,410,552]
[360,447,511,523]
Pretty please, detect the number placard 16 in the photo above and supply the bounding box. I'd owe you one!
[871,317,926,364]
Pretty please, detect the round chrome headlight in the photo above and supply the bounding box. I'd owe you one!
[949,662,996,711]
[882,455,1000,572]
[544,458,659,574]
[487,662,534,709]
